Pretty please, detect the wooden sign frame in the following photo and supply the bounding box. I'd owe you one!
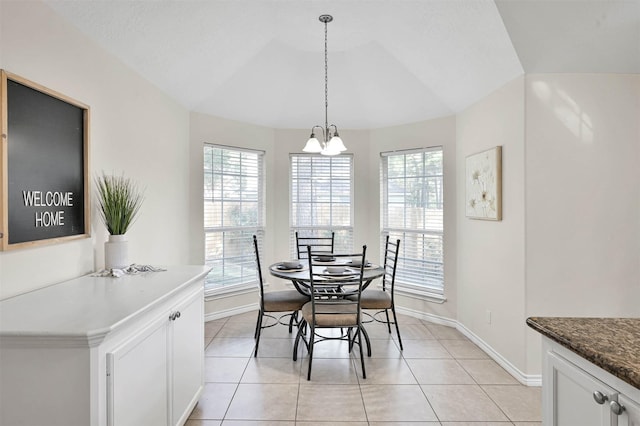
[0,70,90,251]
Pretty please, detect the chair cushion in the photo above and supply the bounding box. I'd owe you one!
[358,289,392,309]
[301,302,359,327]
[263,290,309,312]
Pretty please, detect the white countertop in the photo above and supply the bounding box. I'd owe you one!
[0,265,210,344]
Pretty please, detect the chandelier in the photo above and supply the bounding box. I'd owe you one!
[302,14,347,156]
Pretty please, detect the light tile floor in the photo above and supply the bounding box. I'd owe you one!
[187,311,541,426]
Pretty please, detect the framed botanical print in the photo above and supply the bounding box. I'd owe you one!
[465,146,502,221]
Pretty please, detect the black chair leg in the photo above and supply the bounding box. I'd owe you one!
[361,325,372,357]
[254,310,263,339]
[293,319,307,361]
[254,311,264,357]
[384,309,392,333]
[391,306,403,350]
[357,327,366,379]
[288,311,298,333]
[347,327,354,352]
[306,326,315,380]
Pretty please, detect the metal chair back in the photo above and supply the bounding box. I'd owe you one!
[295,231,335,259]
[382,236,401,298]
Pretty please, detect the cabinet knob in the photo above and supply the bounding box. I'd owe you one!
[610,401,625,416]
[593,391,608,405]
[169,311,182,321]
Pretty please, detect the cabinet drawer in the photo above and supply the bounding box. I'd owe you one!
[170,289,204,425]
[107,314,169,426]
[618,395,640,426]
[546,351,617,426]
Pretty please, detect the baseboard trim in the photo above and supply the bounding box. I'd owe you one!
[396,306,542,387]
[204,303,258,322]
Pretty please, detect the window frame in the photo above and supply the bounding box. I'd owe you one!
[203,143,265,297]
[380,146,445,302]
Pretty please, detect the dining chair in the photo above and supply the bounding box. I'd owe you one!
[357,236,404,350]
[295,231,335,260]
[293,245,370,380]
[252,235,309,357]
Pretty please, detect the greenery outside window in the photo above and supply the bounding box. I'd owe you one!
[381,147,444,296]
[204,144,264,293]
[290,154,353,257]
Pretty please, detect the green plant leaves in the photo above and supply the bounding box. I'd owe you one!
[95,173,144,235]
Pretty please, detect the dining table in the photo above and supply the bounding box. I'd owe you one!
[268,255,385,296]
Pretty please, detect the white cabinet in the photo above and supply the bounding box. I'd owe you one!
[618,395,640,426]
[542,337,640,426]
[546,351,617,426]
[0,265,210,426]
[107,316,170,426]
[106,287,203,426]
[169,290,205,426]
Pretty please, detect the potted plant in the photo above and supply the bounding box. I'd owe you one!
[95,172,144,269]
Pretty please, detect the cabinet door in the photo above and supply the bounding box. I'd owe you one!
[107,316,169,426]
[170,290,204,426]
[618,395,640,426]
[546,351,617,426]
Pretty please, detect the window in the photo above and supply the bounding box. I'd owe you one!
[290,154,353,257]
[381,147,444,295]
[204,144,264,291]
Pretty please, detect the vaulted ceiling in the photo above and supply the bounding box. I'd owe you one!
[43,0,640,129]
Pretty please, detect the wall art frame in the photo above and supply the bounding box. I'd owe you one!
[465,145,502,221]
[0,70,91,251]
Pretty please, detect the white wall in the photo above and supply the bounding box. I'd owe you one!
[455,73,640,378]
[524,73,640,373]
[0,1,191,299]
[456,76,527,373]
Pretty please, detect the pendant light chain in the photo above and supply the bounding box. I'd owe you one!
[324,18,329,139]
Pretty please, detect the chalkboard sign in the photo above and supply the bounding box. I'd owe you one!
[1,70,90,250]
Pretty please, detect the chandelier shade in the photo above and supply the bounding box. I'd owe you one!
[303,14,346,156]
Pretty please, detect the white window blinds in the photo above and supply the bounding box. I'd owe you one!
[381,147,444,294]
[290,154,353,257]
[204,144,264,290]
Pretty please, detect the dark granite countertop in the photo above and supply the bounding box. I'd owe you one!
[527,317,640,390]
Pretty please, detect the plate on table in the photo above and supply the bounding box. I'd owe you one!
[346,261,374,268]
[321,267,358,276]
[275,263,306,272]
[313,256,336,262]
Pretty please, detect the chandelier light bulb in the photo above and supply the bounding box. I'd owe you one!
[303,134,323,153]
[321,139,341,156]
[330,135,346,152]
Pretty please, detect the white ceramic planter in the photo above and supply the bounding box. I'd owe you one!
[105,234,129,269]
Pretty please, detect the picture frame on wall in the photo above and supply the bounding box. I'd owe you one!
[0,70,90,251]
[465,145,502,221]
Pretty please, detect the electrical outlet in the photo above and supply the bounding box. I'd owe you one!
[486,310,492,324]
